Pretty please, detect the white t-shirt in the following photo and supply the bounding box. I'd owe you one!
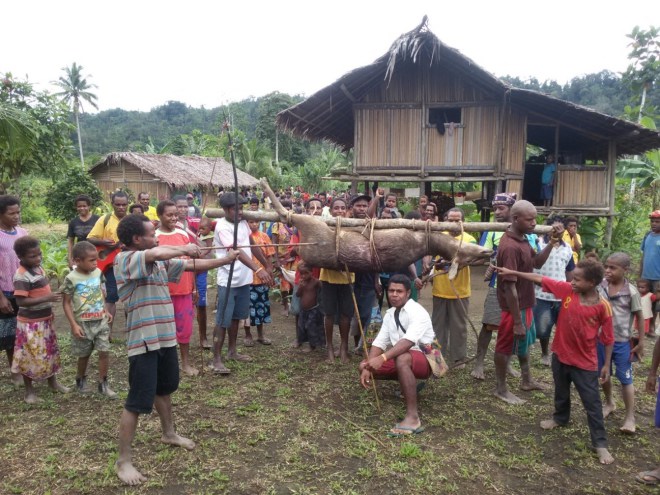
[214,218,253,287]
[371,299,435,352]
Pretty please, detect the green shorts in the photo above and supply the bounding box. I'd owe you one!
[70,318,111,357]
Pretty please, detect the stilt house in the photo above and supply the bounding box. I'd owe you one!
[277,17,660,222]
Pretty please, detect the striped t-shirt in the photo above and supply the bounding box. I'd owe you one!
[114,250,185,357]
[13,266,53,321]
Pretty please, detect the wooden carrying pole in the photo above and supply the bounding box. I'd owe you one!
[204,208,553,235]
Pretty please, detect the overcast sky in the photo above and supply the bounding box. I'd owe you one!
[4,0,659,112]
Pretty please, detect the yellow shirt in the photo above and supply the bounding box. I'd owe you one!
[562,231,581,264]
[431,232,476,299]
[319,268,354,284]
[143,205,158,221]
[87,213,122,243]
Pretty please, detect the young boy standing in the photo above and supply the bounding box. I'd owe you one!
[113,214,238,486]
[599,252,644,433]
[496,259,615,465]
[296,262,324,352]
[61,241,116,398]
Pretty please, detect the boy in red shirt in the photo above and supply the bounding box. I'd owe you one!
[496,259,615,465]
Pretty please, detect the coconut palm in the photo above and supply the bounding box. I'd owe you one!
[53,63,98,169]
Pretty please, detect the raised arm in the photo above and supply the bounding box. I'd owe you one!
[495,266,544,285]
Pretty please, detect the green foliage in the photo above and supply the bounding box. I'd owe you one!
[44,166,104,221]
[623,26,660,121]
[14,175,51,223]
[39,234,70,284]
[0,73,74,192]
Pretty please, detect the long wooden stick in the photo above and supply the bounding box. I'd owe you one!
[343,264,381,411]
[200,242,318,250]
[204,208,553,234]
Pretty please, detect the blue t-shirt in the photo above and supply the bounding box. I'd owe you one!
[541,162,556,185]
[641,231,660,280]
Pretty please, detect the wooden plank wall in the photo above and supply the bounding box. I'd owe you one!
[505,179,523,198]
[355,108,389,168]
[462,106,499,166]
[390,108,422,167]
[555,168,608,207]
[502,110,526,174]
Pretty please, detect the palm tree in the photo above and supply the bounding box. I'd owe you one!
[54,63,98,169]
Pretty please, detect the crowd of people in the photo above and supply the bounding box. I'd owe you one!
[0,185,659,485]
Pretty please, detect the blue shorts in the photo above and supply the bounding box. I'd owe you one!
[104,266,119,304]
[597,341,633,386]
[533,299,560,340]
[196,272,208,307]
[215,285,250,328]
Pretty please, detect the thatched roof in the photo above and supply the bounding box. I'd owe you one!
[277,16,660,156]
[89,152,259,188]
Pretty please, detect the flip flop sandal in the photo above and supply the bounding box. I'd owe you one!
[636,471,660,485]
[211,366,231,375]
[257,338,272,345]
[244,340,255,347]
[387,424,425,437]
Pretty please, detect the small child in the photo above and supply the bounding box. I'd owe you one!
[11,236,70,404]
[296,262,324,352]
[635,279,656,336]
[61,241,117,398]
[196,217,214,349]
[495,259,615,465]
[599,252,644,433]
[244,220,275,346]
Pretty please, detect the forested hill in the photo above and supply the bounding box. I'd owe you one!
[79,71,655,158]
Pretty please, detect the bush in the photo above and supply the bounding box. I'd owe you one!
[44,166,104,221]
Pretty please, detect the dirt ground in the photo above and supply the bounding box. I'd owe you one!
[0,265,658,495]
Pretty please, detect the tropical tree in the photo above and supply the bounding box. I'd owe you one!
[54,63,98,169]
[236,138,278,181]
[297,146,348,193]
[0,73,73,193]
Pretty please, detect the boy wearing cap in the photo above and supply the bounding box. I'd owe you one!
[211,193,274,374]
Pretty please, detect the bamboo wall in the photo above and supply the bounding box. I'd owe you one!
[506,179,523,198]
[554,167,608,207]
[91,163,216,209]
[502,110,527,174]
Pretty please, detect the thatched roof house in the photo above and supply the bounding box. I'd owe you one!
[277,17,660,220]
[89,152,258,203]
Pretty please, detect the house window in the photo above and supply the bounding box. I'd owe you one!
[428,107,462,135]
[428,107,462,126]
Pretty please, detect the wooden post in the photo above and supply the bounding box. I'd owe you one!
[605,139,618,247]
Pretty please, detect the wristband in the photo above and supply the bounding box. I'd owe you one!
[255,267,264,274]
[381,354,387,362]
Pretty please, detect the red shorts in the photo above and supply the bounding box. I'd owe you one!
[373,350,432,380]
[172,294,194,344]
[495,307,536,357]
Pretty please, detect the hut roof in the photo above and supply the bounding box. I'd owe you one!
[276,16,660,156]
[89,152,259,188]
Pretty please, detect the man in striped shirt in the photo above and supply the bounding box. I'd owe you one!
[113,214,238,486]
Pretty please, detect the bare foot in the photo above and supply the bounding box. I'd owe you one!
[619,418,636,434]
[521,380,548,391]
[182,366,199,377]
[11,373,22,388]
[49,381,71,394]
[300,343,311,353]
[493,389,526,405]
[290,340,300,348]
[602,402,616,418]
[24,392,42,405]
[226,353,251,362]
[595,447,614,465]
[471,366,485,380]
[507,366,521,378]
[333,349,340,358]
[452,363,466,370]
[540,354,551,366]
[200,340,211,349]
[325,349,335,364]
[243,337,255,347]
[116,460,147,485]
[161,433,195,450]
[540,419,561,430]
[339,349,350,364]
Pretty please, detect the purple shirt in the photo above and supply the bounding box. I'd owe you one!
[0,227,28,292]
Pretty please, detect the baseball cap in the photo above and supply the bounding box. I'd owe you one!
[219,192,247,208]
[649,210,660,218]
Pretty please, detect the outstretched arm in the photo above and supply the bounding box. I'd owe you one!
[495,266,543,285]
